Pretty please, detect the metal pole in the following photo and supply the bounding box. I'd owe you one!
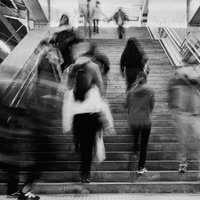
[47,0,51,25]
[26,9,30,33]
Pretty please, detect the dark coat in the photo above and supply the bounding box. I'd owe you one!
[113,10,129,26]
[53,27,82,71]
[125,85,155,128]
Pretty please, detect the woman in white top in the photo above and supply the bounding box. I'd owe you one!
[62,69,102,183]
[93,1,107,34]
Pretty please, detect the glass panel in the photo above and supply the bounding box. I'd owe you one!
[147,0,187,28]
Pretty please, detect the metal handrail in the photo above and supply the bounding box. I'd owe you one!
[180,31,200,63]
[9,29,51,107]
[162,26,200,64]
[162,27,182,52]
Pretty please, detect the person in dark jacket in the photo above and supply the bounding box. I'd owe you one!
[125,72,155,174]
[108,7,129,39]
[51,14,83,72]
[120,37,147,91]
[81,42,110,94]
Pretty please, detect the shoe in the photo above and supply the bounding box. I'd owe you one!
[137,167,147,175]
[82,178,90,183]
[7,191,20,198]
[179,164,187,173]
[17,191,40,200]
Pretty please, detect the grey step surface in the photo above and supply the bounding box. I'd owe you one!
[14,161,200,171]
[0,171,199,183]
[19,151,198,162]
[17,182,200,194]
[12,134,178,144]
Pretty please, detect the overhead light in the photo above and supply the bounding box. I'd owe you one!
[0,40,11,54]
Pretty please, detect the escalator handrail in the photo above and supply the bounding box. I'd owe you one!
[9,29,51,107]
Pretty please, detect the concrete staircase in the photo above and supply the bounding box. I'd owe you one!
[1,27,200,194]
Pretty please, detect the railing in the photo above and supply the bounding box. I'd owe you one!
[159,26,200,65]
[5,29,51,108]
[181,31,200,63]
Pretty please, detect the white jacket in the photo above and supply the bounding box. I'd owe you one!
[62,85,102,132]
[93,6,105,20]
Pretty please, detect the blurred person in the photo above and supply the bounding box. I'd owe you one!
[62,69,103,183]
[62,55,104,153]
[0,102,40,200]
[125,72,155,174]
[81,41,110,94]
[120,37,148,91]
[93,1,107,34]
[67,55,104,95]
[168,72,200,173]
[80,0,95,39]
[35,38,64,110]
[108,6,129,39]
[51,14,83,72]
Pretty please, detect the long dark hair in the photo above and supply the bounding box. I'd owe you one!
[73,69,91,102]
[121,37,142,66]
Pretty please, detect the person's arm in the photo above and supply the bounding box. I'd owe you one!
[123,12,130,21]
[149,91,155,112]
[99,7,107,18]
[125,92,130,108]
[56,30,83,50]
[96,52,110,75]
[108,12,116,22]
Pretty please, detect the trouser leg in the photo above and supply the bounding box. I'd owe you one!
[96,20,99,33]
[88,19,92,38]
[93,20,96,32]
[118,25,123,39]
[133,127,140,154]
[138,127,151,169]
[6,164,19,195]
[84,18,87,36]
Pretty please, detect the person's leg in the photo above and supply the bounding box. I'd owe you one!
[6,164,19,198]
[93,20,96,33]
[133,127,140,155]
[118,25,123,39]
[88,19,93,38]
[173,112,189,172]
[84,17,87,37]
[122,26,125,38]
[138,126,151,170]
[73,113,101,182]
[96,20,99,33]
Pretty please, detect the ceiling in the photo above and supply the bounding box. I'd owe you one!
[1,0,200,63]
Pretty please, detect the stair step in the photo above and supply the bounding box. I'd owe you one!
[0,181,196,194]
[33,134,177,143]
[20,151,198,161]
[18,161,200,171]
[53,127,175,135]
[0,171,198,183]
[15,142,197,152]
[53,120,173,128]
[112,114,172,120]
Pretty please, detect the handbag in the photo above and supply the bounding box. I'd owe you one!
[93,130,106,162]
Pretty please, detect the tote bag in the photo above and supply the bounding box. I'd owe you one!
[93,130,106,163]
